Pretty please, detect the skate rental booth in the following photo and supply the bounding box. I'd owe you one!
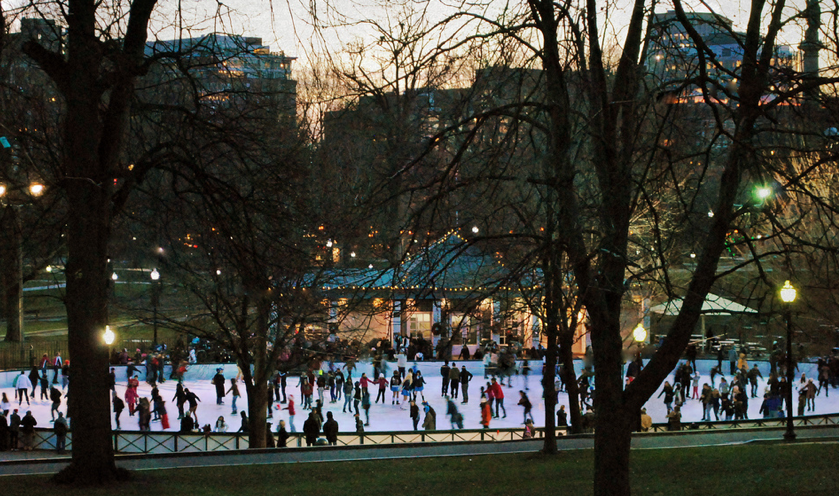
[317,232,587,357]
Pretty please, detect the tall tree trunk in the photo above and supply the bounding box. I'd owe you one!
[59,179,119,483]
[558,326,581,432]
[1,206,23,342]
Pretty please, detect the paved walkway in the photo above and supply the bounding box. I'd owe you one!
[2,424,837,477]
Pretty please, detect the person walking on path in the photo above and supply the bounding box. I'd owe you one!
[460,366,473,404]
[113,392,125,429]
[323,411,339,446]
[212,369,226,405]
[227,378,241,414]
[15,371,31,406]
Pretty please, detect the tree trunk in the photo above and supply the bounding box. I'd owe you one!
[593,406,632,496]
[541,300,558,454]
[1,206,23,342]
[558,326,582,432]
[246,374,268,448]
[57,178,120,483]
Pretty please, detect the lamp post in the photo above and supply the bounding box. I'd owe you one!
[150,268,161,347]
[780,280,797,441]
[104,325,116,363]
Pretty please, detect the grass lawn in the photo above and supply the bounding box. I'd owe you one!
[3,443,839,495]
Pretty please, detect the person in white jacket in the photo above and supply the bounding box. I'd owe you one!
[15,371,32,405]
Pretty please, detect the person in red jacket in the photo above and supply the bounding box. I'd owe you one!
[480,398,491,428]
[282,395,297,432]
[375,374,388,403]
[490,378,506,418]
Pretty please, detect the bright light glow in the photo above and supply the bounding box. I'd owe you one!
[216,269,222,275]
[0,185,6,197]
[471,226,479,234]
[707,210,714,218]
[633,324,647,343]
[757,187,772,200]
[350,251,356,258]
[150,268,160,281]
[111,272,119,281]
[368,264,373,269]
[326,239,333,248]
[157,247,165,254]
[103,325,116,345]
[690,253,696,258]
[780,280,797,303]
[29,183,45,196]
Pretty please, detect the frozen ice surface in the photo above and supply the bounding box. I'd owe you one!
[1,359,829,434]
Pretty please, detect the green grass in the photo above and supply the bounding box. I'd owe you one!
[3,443,839,495]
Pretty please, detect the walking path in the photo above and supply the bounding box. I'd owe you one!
[2,423,837,476]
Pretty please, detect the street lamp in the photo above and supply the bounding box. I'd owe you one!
[632,323,647,344]
[150,268,161,347]
[103,325,116,345]
[780,280,797,442]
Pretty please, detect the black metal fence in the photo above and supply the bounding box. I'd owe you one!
[8,413,839,456]
[0,337,67,371]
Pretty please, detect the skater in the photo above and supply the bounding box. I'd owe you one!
[282,395,297,432]
[658,381,674,413]
[410,400,420,430]
[518,390,534,424]
[238,411,249,434]
[441,361,451,396]
[61,360,70,391]
[49,385,62,421]
[15,371,31,406]
[490,378,506,418]
[390,370,402,405]
[113,392,125,429]
[52,353,62,384]
[449,364,460,400]
[214,415,228,433]
[480,398,491,429]
[342,378,353,413]
[522,360,531,390]
[362,388,371,426]
[748,365,764,398]
[422,401,436,431]
[400,371,413,407]
[412,370,426,401]
[460,365,473,404]
[39,372,49,401]
[446,397,463,429]
[173,382,187,419]
[125,379,139,416]
[227,378,241,414]
[1,392,10,415]
[184,388,201,423]
[375,374,388,403]
[212,368,226,405]
[353,381,362,416]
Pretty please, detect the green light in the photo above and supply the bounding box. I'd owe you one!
[756,187,772,200]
